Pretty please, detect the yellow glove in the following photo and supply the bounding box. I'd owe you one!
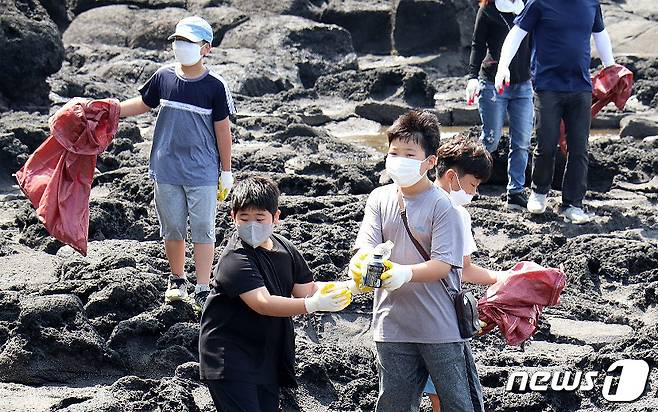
[349,249,373,293]
[304,282,352,313]
[217,171,234,201]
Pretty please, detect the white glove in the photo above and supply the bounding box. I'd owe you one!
[465,79,480,104]
[218,171,234,201]
[304,282,352,313]
[494,66,510,94]
[348,248,374,293]
[380,263,413,291]
[334,280,364,296]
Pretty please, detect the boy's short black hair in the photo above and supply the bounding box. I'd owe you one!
[387,110,441,158]
[436,135,493,181]
[231,176,280,216]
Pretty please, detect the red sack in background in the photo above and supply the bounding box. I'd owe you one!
[15,98,121,256]
[559,64,634,154]
[478,261,567,346]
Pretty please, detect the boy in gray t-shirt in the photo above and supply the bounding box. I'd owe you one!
[350,111,485,411]
[119,16,235,311]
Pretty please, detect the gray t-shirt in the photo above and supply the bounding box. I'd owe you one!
[354,183,466,343]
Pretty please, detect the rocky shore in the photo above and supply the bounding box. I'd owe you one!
[0,0,657,411]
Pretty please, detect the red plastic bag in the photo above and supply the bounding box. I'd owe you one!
[15,98,120,256]
[559,64,634,154]
[478,261,567,346]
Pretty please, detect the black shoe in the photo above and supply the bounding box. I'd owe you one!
[506,192,528,211]
[193,290,210,313]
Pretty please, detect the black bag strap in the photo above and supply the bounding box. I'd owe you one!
[396,189,455,298]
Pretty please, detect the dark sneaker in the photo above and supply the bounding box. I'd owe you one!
[506,192,528,211]
[193,290,210,313]
[164,275,188,303]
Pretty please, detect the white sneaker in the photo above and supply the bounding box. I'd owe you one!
[164,275,189,303]
[562,206,593,224]
[527,192,547,214]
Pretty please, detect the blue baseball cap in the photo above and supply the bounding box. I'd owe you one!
[168,16,213,44]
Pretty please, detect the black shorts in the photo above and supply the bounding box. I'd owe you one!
[206,379,279,412]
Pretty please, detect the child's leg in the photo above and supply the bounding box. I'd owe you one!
[154,182,189,303]
[429,394,441,412]
[184,185,217,305]
[193,243,214,285]
[164,239,186,276]
[423,378,442,412]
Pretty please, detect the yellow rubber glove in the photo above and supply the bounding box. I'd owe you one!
[217,171,234,202]
[304,282,352,313]
[380,262,412,291]
[349,249,374,293]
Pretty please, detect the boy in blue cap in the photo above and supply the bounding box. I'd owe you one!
[119,16,236,311]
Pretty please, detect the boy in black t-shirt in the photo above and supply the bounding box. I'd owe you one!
[199,176,353,412]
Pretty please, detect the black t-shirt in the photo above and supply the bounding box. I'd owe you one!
[469,4,532,84]
[199,233,313,387]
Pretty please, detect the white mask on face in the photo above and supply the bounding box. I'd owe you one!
[448,172,474,206]
[237,221,274,248]
[385,155,427,187]
[495,0,524,15]
[172,40,203,66]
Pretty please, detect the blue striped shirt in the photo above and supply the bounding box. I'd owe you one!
[139,64,236,186]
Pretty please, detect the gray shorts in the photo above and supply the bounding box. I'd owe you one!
[153,182,217,244]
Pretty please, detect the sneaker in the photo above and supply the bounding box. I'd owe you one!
[562,206,593,224]
[506,192,528,211]
[527,191,547,214]
[193,290,210,313]
[164,275,188,303]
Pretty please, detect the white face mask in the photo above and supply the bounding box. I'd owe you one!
[172,40,203,66]
[385,155,427,188]
[237,221,274,248]
[495,0,524,15]
[448,172,474,206]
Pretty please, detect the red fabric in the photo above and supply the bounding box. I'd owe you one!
[15,98,120,256]
[559,64,634,154]
[478,261,567,346]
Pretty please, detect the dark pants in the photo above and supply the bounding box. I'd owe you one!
[531,91,592,208]
[374,341,484,412]
[206,380,279,412]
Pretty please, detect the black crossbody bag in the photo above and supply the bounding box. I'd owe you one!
[397,190,480,339]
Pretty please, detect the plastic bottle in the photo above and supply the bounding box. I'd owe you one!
[363,241,394,288]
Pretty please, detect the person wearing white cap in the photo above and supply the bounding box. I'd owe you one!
[119,15,237,311]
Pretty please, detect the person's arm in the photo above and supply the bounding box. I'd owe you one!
[292,281,317,298]
[241,287,308,316]
[462,256,497,285]
[468,6,489,80]
[214,117,232,172]
[119,96,151,118]
[592,29,615,67]
[494,25,528,90]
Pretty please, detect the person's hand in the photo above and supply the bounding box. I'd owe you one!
[466,79,480,105]
[333,280,364,296]
[494,66,510,94]
[217,171,234,201]
[304,283,352,313]
[492,269,512,284]
[348,249,374,293]
[380,262,412,291]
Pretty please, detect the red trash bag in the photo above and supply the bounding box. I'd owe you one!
[478,261,567,346]
[15,98,121,256]
[559,64,634,154]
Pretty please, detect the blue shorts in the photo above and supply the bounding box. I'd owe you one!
[153,182,217,244]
